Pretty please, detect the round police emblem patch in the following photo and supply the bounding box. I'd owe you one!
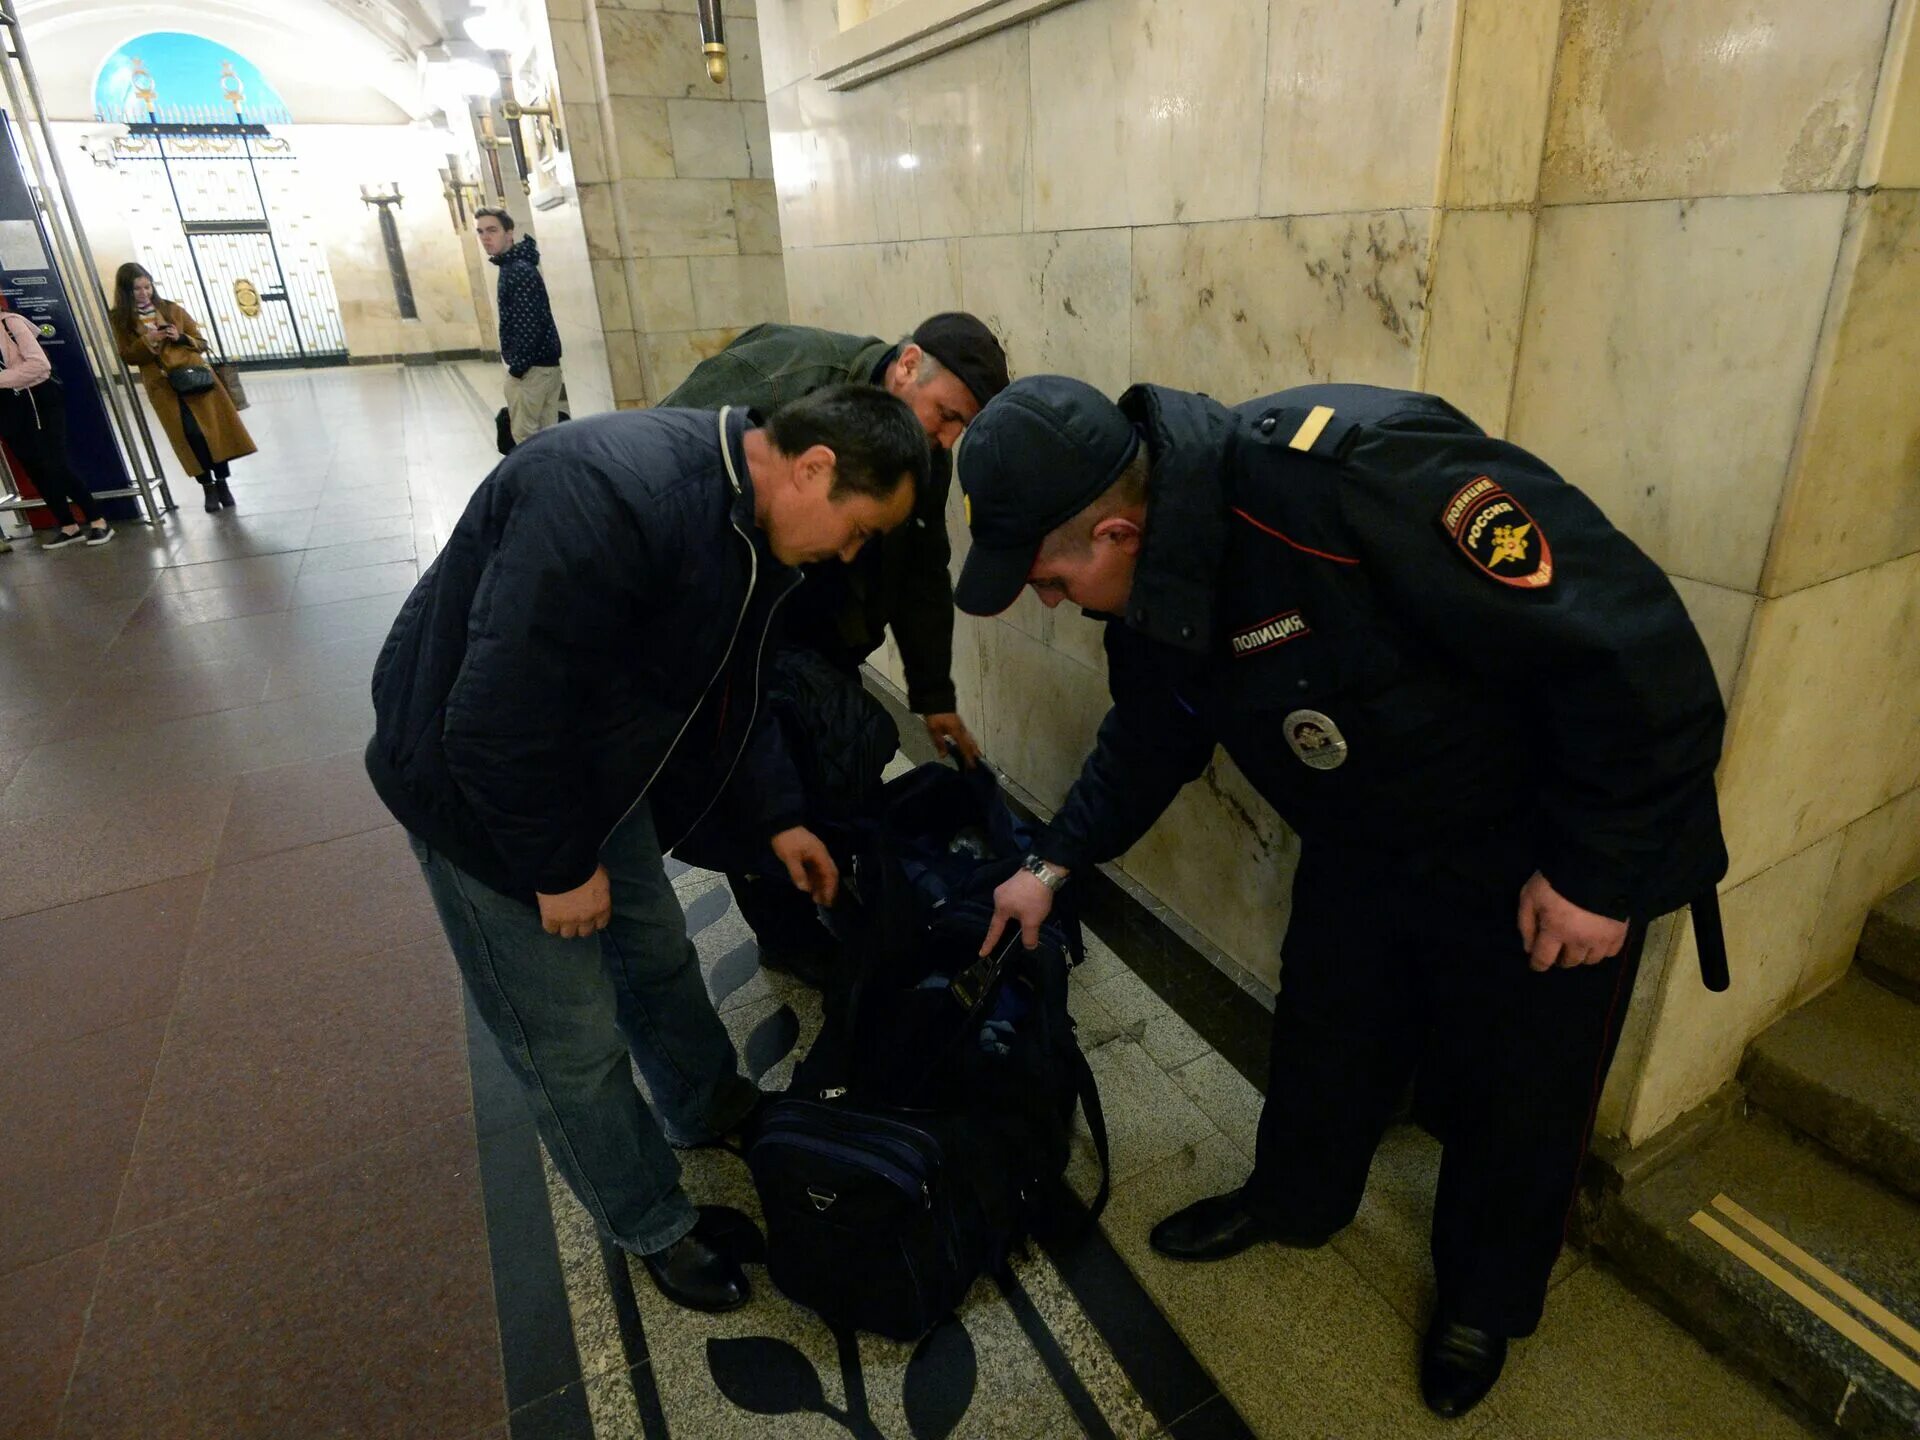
[1282,709,1347,770]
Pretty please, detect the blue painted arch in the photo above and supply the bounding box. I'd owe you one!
[94,32,292,125]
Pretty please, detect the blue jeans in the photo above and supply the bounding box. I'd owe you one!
[410,804,753,1255]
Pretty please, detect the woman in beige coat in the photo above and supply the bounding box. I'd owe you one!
[111,262,255,512]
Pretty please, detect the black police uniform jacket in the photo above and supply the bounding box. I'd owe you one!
[1037,384,1728,924]
[365,407,805,902]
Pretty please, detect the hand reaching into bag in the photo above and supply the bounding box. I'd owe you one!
[772,826,839,906]
[982,867,1062,956]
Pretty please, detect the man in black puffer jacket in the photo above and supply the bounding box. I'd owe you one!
[366,386,927,1313]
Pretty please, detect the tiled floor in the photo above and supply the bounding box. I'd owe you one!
[0,364,1825,1439]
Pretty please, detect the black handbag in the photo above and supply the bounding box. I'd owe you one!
[168,364,215,396]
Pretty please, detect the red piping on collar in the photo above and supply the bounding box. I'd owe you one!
[1230,507,1359,566]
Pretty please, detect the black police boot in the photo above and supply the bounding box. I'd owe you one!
[1149,1189,1329,1262]
[641,1230,750,1313]
[1420,1314,1507,1419]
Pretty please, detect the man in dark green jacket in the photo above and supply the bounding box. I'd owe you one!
[662,313,1009,978]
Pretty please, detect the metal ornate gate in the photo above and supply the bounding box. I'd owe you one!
[113,120,348,367]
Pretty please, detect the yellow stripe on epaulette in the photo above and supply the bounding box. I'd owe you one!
[1288,405,1335,452]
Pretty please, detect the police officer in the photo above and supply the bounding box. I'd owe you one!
[958,376,1729,1419]
[663,314,1010,982]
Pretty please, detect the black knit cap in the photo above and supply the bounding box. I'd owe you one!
[911,312,1010,408]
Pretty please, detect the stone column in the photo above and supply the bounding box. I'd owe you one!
[549,0,788,407]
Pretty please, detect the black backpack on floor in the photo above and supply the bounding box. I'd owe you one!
[744,761,1109,1341]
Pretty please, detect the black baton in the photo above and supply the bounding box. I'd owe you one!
[1692,890,1730,992]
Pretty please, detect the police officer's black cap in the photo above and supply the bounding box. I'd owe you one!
[911,312,1010,408]
[953,375,1140,616]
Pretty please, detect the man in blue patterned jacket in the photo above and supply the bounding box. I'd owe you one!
[478,207,564,444]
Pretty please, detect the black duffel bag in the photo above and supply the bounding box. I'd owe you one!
[744,759,1108,1341]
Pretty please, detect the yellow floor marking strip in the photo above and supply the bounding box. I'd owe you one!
[1712,1194,1920,1361]
[1689,1213,1920,1392]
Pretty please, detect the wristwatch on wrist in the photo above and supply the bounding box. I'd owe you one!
[1022,854,1068,892]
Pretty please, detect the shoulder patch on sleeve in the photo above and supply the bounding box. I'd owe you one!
[1440,476,1553,589]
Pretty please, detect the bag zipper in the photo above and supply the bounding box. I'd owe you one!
[755,1110,941,1180]
[754,1131,931,1205]
[771,1098,947,1164]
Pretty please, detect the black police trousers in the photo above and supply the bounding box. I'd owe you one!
[1244,841,1644,1338]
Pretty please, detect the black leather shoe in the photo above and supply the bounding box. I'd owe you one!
[213,479,236,508]
[1149,1190,1329,1262]
[641,1230,750,1313]
[1420,1315,1507,1419]
[199,481,219,513]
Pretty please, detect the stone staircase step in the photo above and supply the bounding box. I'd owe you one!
[1858,877,1920,1003]
[1743,975,1920,1204]
[1595,1114,1920,1439]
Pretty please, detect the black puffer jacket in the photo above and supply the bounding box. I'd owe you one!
[366,407,803,900]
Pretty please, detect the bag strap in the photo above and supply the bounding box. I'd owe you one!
[1068,1044,1111,1221]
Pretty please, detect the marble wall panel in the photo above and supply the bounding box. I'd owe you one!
[1118,755,1297,994]
[1027,0,1267,231]
[628,256,699,332]
[1623,835,1843,1143]
[601,7,722,98]
[1130,211,1431,402]
[781,239,964,335]
[1541,0,1894,204]
[605,327,647,405]
[897,28,1031,241]
[606,96,677,178]
[667,99,753,177]
[766,84,817,249]
[758,0,838,94]
[550,17,600,101]
[729,18,769,104]
[590,258,635,333]
[1800,785,1920,1004]
[687,254,791,329]
[535,198,616,416]
[1419,207,1533,436]
[785,76,918,247]
[734,179,785,254]
[1863,0,1920,187]
[958,229,1132,396]
[1443,0,1562,208]
[1763,190,1920,595]
[566,102,610,183]
[617,178,742,256]
[578,180,622,260]
[1260,0,1458,216]
[1507,193,1848,593]
[743,101,775,180]
[1716,552,1920,886]
[1667,576,1756,708]
[972,623,1117,814]
[643,325,749,397]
